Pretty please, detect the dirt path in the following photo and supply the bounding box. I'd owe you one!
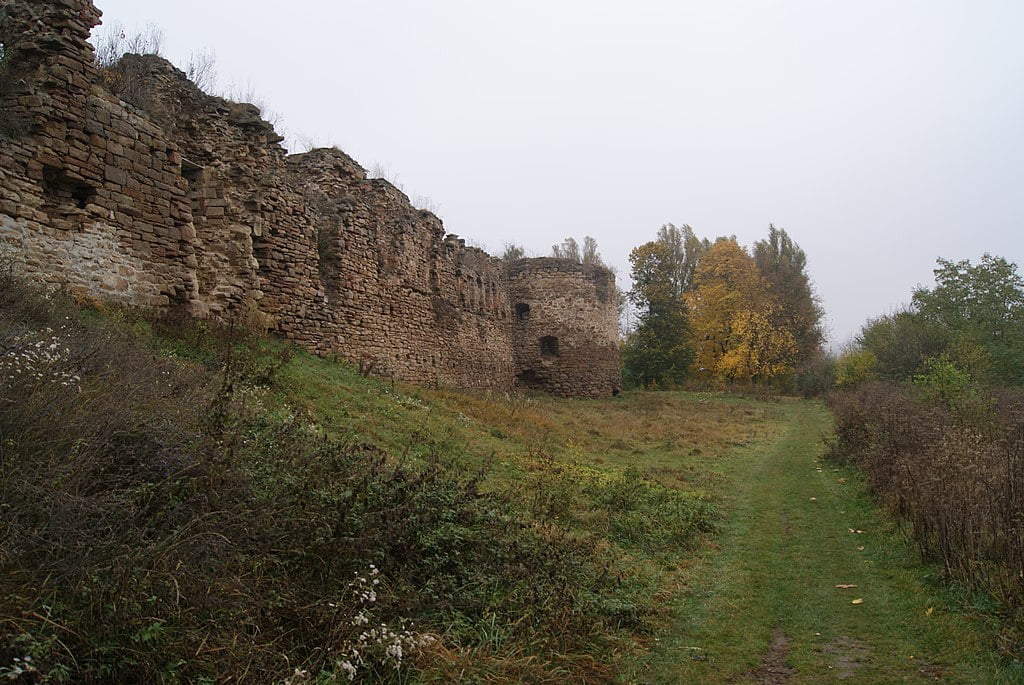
[626,401,1010,683]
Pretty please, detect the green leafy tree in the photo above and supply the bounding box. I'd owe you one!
[752,225,824,365]
[857,309,950,381]
[911,254,1024,384]
[623,240,692,387]
[912,354,975,408]
[621,306,691,388]
[849,255,1023,388]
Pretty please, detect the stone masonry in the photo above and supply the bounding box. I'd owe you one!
[0,0,621,396]
[509,259,621,397]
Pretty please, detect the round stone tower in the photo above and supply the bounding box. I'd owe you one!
[506,258,621,397]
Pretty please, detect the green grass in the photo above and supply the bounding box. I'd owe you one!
[625,401,1019,684]
[274,346,784,484]
[2,288,1017,682]
[271,351,1018,681]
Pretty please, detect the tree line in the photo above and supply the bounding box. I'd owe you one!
[623,224,824,390]
[837,253,1024,392]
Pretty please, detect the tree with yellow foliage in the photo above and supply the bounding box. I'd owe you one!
[719,306,798,382]
[686,239,797,383]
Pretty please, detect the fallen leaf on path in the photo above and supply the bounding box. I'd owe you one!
[848,528,864,534]
[810,497,817,501]
[851,598,864,605]
[925,607,934,616]
[835,584,857,589]
[857,546,865,551]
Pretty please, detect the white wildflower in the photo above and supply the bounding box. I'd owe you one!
[338,660,357,681]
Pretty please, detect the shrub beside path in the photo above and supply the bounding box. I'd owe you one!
[626,400,1017,684]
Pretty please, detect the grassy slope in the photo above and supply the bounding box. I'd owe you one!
[275,349,783,487]
[627,401,1016,684]
[272,352,1016,682]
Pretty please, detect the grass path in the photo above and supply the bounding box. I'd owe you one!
[627,400,1012,684]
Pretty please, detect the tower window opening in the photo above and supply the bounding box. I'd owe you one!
[539,335,559,357]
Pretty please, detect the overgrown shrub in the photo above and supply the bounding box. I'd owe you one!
[834,348,878,388]
[0,277,647,682]
[827,383,1024,653]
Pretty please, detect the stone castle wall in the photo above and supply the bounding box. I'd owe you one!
[0,0,620,396]
[0,1,197,310]
[287,149,516,389]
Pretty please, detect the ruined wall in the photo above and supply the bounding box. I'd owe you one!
[0,0,197,309]
[0,0,618,397]
[508,259,621,397]
[289,149,515,389]
[111,53,327,338]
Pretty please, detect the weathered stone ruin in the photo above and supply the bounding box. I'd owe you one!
[0,0,621,396]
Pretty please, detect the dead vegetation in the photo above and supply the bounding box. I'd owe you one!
[827,382,1024,655]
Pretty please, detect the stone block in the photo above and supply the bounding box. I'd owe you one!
[104,165,127,186]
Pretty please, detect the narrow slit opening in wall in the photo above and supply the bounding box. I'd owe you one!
[515,303,530,321]
[181,157,204,216]
[539,335,559,358]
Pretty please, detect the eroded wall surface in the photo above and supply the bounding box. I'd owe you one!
[0,0,620,396]
[0,1,198,310]
[289,148,516,389]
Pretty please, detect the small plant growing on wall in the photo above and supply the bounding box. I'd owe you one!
[0,39,10,93]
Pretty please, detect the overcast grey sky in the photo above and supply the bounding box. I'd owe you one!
[93,0,1024,347]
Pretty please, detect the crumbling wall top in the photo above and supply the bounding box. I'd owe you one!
[506,257,616,303]
[287,147,367,182]
[505,256,613,278]
[0,0,102,62]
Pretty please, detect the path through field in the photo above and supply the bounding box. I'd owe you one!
[627,401,1010,684]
